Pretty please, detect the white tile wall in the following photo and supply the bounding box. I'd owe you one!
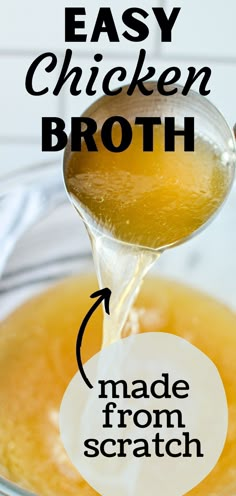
[0,56,60,139]
[1,0,236,175]
[162,0,236,60]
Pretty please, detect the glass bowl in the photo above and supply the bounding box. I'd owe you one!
[0,161,236,495]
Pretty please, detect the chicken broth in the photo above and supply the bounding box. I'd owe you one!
[66,124,230,249]
[0,275,235,495]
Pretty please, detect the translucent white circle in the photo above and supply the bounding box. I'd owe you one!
[60,333,228,496]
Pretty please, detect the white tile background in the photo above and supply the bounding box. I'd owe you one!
[0,0,236,174]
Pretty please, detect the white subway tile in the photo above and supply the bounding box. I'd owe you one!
[162,0,236,59]
[0,0,161,57]
[0,56,60,138]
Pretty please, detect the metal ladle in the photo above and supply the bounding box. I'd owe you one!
[63,83,236,253]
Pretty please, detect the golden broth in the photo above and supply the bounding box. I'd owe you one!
[66,125,230,249]
[0,275,235,496]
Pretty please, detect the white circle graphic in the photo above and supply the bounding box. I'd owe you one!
[60,333,228,496]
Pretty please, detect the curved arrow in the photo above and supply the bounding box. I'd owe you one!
[76,288,112,389]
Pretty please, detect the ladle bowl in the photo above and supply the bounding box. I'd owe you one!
[63,83,236,253]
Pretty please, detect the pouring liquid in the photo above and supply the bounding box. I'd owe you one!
[89,230,157,347]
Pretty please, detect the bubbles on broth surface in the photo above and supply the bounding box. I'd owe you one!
[65,125,232,250]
